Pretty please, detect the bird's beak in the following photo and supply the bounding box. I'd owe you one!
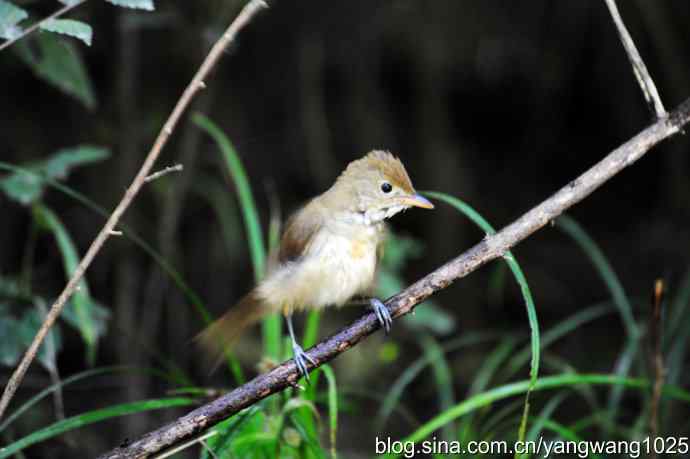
[402,193,434,209]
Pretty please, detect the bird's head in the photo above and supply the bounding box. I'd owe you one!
[330,150,434,223]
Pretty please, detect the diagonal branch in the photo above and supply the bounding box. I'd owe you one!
[98,98,690,459]
[0,0,268,421]
[603,0,667,119]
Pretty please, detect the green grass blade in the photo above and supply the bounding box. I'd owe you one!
[200,406,260,459]
[191,114,266,281]
[459,336,517,442]
[0,397,197,458]
[192,113,282,360]
[32,204,97,364]
[423,191,540,450]
[478,398,525,440]
[0,366,129,433]
[191,177,247,384]
[666,270,690,389]
[525,392,568,442]
[375,332,498,429]
[507,302,614,379]
[191,175,243,260]
[555,215,637,337]
[555,215,640,424]
[419,334,456,441]
[383,373,690,458]
[321,365,338,459]
[668,267,690,344]
[303,310,323,401]
[541,419,602,459]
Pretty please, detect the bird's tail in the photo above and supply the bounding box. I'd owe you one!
[195,290,270,368]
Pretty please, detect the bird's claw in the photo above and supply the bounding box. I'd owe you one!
[292,342,316,382]
[370,298,392,334]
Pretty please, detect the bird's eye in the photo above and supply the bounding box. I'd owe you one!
[381,182,392,193]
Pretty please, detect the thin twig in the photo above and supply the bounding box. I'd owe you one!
[144,164,184,182]
[649,278,665,450]
[0,0,269,421]
[200,439,219,459]
[151,430,217,459]
[603,0,667,119]
[0,0,89,52]
[98,98,690,459]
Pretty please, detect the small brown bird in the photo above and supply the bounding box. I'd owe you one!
[198,150,433,379]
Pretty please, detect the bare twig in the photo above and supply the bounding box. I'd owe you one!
[649,278,665,449]
[99,98,690,459]
[151,430,217,459]
[145,164,184,182]
[0,0,269,421]
[603,0,667,119]
[0,0,89,52]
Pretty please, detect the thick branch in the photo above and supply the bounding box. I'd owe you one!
[0,0,268,421]
[99,98,690,459]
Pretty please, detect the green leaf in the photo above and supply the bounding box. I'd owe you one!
[18,306,62,372]
[0,146,109,205]
[105,0,155,11]
[62,299,110,341]
[34,204,100,364]
[0,0,27,39]
[40,19,92,46]
[0,397,196,458]
[43,145,109,179]
[0,312,22,367]
[15,33,96,109]
[0,169,43,205]
[200,407,261,459]
[380,233,424,271]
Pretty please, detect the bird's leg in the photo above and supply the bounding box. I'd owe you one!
[369,298,392,334]
[285,312,315,381]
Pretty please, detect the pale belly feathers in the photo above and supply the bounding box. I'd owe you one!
[256,222,383,312]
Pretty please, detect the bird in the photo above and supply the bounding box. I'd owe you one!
[197,150,434,380]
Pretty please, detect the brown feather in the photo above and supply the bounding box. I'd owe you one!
[195,290,269,369]
[277,200,323,264]
[338,150,415,194]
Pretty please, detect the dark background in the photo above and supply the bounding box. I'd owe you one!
[2,0,690,456]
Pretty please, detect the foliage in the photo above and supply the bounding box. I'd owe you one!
[2,6,689,455]
[0,147,111,369]
[1,0,156,108]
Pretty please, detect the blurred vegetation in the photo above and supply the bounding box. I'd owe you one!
[2,0,690,457]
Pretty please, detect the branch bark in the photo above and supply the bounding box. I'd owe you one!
[99,98,690,459]
[0,0,268,421]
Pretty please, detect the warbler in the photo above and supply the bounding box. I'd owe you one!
[198,150,434,379]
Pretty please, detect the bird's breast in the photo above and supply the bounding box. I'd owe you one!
[256,224,382,311]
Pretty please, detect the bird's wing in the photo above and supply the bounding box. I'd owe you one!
[277,201,323,264]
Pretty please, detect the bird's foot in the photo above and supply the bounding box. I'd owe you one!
[292,342,316,382]
[370,298,392,334]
